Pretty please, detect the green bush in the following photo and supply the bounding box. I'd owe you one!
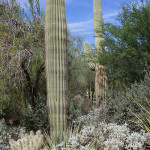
[0,119,26,150]
[99,70,150,130]
[0,82,24,123]
[21,97,49,132]
[0,80,9,116]
[68,98,82,124]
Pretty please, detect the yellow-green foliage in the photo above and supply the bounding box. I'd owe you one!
[9,130,43,150]
[131,99,150,134]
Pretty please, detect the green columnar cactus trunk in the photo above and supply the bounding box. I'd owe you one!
[45,0,67,143]
[93,0,103,54]
[93,0,107,108]
[84,42,95,70]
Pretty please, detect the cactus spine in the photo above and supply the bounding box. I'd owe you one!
[45,0,67,143]
[93,0,107,108]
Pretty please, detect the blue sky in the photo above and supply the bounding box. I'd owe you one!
[19,0,140,46]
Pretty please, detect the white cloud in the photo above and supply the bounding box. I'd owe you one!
[103,11,118,19]
[103,11,119,23]
[68,19,93,34]
[68,19,93,29]
[65,0,73,4]
[67,11,119,34]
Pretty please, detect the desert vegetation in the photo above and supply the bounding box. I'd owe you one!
[0,0,150,149]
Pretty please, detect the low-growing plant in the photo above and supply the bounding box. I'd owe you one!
[9,130,43,150]
[0,119,26,150]
[67,98,82,124]
[50,110,150,150]
[21,97,49,132]
[2,108,150,150]
[98,70,150,130]
[43,125,80,149]
[131,99,150,134]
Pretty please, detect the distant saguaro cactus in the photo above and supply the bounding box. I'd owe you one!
[93,0,107,108]
[45,0,67,143]
[84,42,95,70]
[84,0,107,108]
[93,0,103,53]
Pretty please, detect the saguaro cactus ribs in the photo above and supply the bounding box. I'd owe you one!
[45,0,68,143]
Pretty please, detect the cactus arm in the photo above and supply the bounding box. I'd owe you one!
[84,42,95,70]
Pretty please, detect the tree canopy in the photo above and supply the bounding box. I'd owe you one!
[99,0,150,89]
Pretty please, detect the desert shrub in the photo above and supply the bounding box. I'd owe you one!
[68,98,82,124]
[21,97,49,132]
[99,70,150,130]
[0,80,25,122]
[0,119,26,150]
[0,80,9,116]
[5,108,150,150]
[52,110,150,150]
[75,109,102,126]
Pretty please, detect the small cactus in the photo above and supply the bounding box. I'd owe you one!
[9,130,43,150]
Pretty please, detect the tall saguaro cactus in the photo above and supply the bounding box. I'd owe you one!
[93,0,103,54]
[93,0,107,108]
[45,0,67,143]
[84,0,107,108]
